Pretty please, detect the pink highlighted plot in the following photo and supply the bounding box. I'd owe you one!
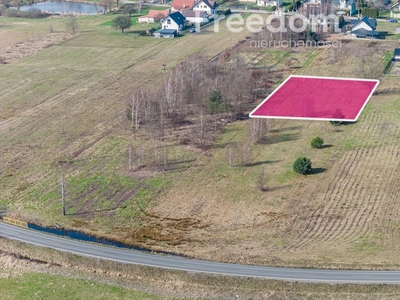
[249,75,380,121]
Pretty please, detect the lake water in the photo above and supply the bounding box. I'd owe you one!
[20,1,105,15]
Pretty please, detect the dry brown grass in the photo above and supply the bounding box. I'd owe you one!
[0,31,38,49]
[0,33,75,63]
[135,41,400,268]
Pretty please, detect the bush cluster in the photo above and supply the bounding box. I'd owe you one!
[1,8,45,18]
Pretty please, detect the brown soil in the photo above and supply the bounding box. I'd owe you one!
[0,33,76,64]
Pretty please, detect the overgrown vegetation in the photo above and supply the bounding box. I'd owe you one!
[126,53,265,149]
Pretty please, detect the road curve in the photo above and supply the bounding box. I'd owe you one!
[1,222,400,284]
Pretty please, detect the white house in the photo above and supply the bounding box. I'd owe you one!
[336,0,356,15]
[307,0,325,3]
[351,17,379,38]
[390,1,400,19]
[257,0,282,7]
[192,0,218,16]
[161,11,186,32]
[183,10,209,24]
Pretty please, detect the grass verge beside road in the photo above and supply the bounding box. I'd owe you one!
[3,238,400,299]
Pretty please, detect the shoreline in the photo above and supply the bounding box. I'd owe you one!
[19,0,107,15]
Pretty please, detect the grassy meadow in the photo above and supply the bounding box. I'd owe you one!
[0,270,163,300]
[0,13,252,235]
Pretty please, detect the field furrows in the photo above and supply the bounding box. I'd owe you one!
[355,108,400,148]
[59,34,164,49]
[289,145,400,251]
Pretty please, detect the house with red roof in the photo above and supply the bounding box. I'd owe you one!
[170,0,197,12]
[138,9,170,23]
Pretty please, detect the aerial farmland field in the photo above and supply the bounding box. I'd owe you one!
[1,11,400,279]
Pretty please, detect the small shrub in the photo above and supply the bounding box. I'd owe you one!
[4,9,18,18]
[330,120,355,126]
[330,120,343,126]
[25,8,43,18]
[311,137,324,149]
[293,157,312,175]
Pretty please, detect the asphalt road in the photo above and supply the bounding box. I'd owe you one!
[2,222,400,284]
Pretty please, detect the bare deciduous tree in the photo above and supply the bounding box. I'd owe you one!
[65,16,79,34]
[142,90,160,141]
[250,118,271,144]
[100,0,114,13]
[162,72,177,117]
[241,140,251,166]
[162,144,168,170]
[122,3,136,17]
[136,0,142,13]
[192,110,211,149]
[10,0,22,11]
[128,89,141,131]
[257,166,267,191]
[227,142,234,167]
[355,50,384,80]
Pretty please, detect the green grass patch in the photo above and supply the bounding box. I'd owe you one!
[0,272,162,300]
[275,170,296,184]
[303,50,319,68]
[352,235,382,255]
[101,16,139,27]
[378,9,390,18]
[282,0,293,7]
[341,138,357,150]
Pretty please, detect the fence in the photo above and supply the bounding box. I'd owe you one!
[2,217,28,228]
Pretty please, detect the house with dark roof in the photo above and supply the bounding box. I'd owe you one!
[161,11,186,32]
[192,0,218,16]
[182,10,209,24]
[153,28,178,38]
[394,48,400,61]
[350,17,379,38]
[390,1,400,19]
[138,9,170,23]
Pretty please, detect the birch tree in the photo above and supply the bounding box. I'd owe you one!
[129,90,141,131]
